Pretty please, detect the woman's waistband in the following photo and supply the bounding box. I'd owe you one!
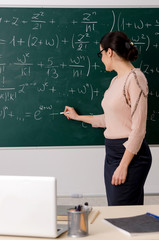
[105,137,128,146]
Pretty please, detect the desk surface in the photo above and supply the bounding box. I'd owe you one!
[1,205,159,240]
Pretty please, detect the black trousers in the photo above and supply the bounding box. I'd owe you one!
[104,138,152,206]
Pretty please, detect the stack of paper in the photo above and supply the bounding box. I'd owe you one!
[104,212,159,236]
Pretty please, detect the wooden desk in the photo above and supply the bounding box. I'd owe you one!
[64,205,159,240]
[1,205,159,240]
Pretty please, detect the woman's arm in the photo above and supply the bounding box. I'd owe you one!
[111,149,134,185]
[123,71,148,154]
[64,106,94,125]
[64,106,106,128]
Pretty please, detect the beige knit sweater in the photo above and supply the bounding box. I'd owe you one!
[92,68,148,154]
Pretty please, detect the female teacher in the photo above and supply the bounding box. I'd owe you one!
[64,31,152,206]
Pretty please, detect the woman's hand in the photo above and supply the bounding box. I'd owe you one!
[111,165,128,185]
[63,106,94,125]
[64,106,79,120]
[111,149,134,185]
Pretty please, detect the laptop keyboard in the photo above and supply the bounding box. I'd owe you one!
[57,224,68,232]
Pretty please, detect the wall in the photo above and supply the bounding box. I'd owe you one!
[0,0,158,196]
[0,0,158,6]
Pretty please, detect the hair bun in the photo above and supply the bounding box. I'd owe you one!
[125,42,131,49]
[100,31,138,62]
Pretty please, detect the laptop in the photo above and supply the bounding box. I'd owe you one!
[0,175,68,238]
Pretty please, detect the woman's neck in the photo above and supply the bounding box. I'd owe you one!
[113,59,135,79]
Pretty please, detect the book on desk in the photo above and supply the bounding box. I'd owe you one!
[104,212,159,236]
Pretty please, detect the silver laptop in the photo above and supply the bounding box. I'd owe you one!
[0,175,67,238]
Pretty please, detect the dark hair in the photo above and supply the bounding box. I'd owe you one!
[100,31,138,61]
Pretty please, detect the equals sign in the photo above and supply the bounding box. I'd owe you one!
[25,112,32,117]
[0,39,6,45]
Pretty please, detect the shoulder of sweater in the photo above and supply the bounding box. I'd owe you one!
[126,68,148,95]
[109,76,117,86]
[127,68,148,84]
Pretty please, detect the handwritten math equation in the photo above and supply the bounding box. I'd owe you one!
[0,10,159,52]
[0,8,159,126]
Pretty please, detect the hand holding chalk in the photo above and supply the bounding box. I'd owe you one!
[62,106,79,120]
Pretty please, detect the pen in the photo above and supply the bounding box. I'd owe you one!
[90,210,100,224]
[75,205,82,211]
[60,111,69,114]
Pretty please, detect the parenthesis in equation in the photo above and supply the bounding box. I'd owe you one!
[72,34,75,49]
[56,34,59,49]
[86,56,90,77]
[28,34,31,48]
[146,35,150,51]
[117,12,121,31]
[1,106,8,119]
[156,67,159,74]
[110,10,116,32]
[89,83,94,101]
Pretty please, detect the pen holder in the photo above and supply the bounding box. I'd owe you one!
[67,208,89,238]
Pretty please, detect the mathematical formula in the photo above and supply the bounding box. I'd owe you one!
[0,8,158,128]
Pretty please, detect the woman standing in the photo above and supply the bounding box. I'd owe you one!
[64,31,152,206]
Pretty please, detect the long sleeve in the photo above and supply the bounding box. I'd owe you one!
[123,71,148,154]
[91,114,106,128]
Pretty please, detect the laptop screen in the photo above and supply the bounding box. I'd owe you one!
[0,175,58,237]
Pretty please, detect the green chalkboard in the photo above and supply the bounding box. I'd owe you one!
[0,8,158,147]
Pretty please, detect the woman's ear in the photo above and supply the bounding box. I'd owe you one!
[107,48,113,57]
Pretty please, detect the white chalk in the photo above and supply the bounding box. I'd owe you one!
[60,111,69,114]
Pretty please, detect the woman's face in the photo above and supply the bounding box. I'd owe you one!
[99,45,113,72]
